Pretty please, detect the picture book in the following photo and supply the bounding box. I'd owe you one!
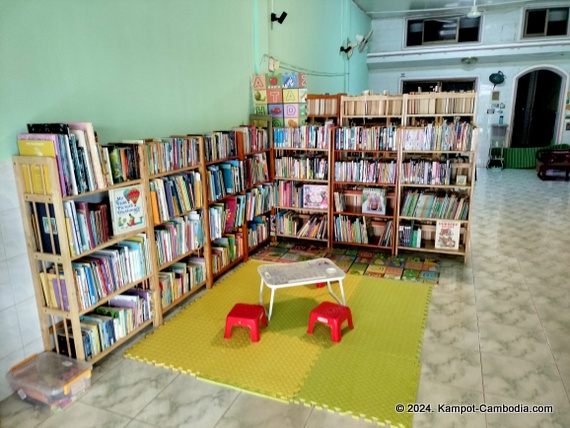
[435,220,461,250]
[302,184,328,209]
[364,264,387,278]
[362,187,386,215]
[109,184,146,236]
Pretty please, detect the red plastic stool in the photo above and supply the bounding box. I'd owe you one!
[224,303,267,342]
[308,301,353,342]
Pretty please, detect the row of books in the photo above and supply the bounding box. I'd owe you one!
[274,156,328,181]
[277,182,329,210]
[405,92,476,116]
[398,223,423,248]
[209,195,246,240]
[341,95,403,117]
[400,159,454,185]
[245,184,276,221]
[149,171,203,225]
[401,122,474,151]
[158,257,206,308]
[333,215,370,245]
[211,233,244,274]
[145,137,202,176]
[307,97,339,116]
[276,211,328,240]
[58,289,153,359]
[70,234,151,310]
[244,152,270,186]
[61,200,111,257]
[233,126,270,154]
[334,159,397,184]
[400,190,469,220]
[334,126,398,151]
[273,123,333,149]
[105,144,141,184]
[206,160,245,201]
[247,216,270,249]
[154,212,204,267]
[204,131,237,162]
[18,122,108,197]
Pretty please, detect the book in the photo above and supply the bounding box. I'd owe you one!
[384,266,403,280]
[108,184,147,236]
[35,202,60,254]
[364,264,387,278]
[348,261,368,275]
[362,187,386,215]
[17,136,59,195]
[435,220,461,250]
[302,184,328,209]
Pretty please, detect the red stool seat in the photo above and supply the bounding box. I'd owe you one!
[307,301,353,342]
[224,303,267,342]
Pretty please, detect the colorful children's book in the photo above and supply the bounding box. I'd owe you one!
[302,184,329,209]
[362,187,386,214]
[435,220,461,250]
[109,184,146,236]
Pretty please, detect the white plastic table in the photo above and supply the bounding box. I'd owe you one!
[258,258,346,320]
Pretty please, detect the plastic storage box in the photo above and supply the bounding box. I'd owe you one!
[7,352,92,411]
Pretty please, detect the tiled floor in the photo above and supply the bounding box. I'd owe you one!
[1,169,569,428]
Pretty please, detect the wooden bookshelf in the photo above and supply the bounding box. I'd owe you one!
[145,136,212,316]
[13,143,160,363]
[273,124,333,244]
[340,94,404,126]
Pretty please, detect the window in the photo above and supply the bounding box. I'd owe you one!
[524,7,569,38]
[406,15,480,47]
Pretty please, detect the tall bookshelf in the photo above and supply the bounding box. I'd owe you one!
[396,110,478,262]
[273,124,333,244]
[203,131,247,278]
[236,124,276,257]
[146,136,212,316]
[13,143,160,362]
[331,126,398,252]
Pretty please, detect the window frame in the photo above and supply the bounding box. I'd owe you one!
[405,14,481,48]
[523,7,569,38]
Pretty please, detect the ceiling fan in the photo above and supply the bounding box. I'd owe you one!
[466,0,482,18]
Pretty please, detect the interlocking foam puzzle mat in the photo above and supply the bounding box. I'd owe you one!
[251,242,441,285]
[125,261,432,427]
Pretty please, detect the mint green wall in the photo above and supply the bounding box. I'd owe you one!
[0,0,370,160]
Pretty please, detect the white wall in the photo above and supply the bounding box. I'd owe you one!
[0,160,44,400]
[368,7,570,167]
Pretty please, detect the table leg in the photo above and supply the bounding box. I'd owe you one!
[268,288,276,321]
[327,280,346,306]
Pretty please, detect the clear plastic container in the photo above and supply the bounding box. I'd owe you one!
[7,352,92,411]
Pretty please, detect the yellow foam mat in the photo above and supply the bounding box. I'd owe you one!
[125,260,432,426]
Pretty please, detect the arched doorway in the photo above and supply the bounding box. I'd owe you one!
[511,69,563,147]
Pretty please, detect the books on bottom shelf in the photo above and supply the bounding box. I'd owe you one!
[435,220,461,250]
[398,222,423,248]
[247,216,270,249]
[57,287,153,360]
[277,211,328,240]
[158,257,206,308]
[211,233,244,274]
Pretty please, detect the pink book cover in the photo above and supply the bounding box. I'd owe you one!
[302,185,328,209]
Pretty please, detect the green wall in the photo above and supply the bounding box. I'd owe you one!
[0,0,370,160]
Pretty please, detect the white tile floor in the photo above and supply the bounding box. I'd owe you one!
[1,169,569,428]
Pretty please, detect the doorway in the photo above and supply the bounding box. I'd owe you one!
[511,69,562,147]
